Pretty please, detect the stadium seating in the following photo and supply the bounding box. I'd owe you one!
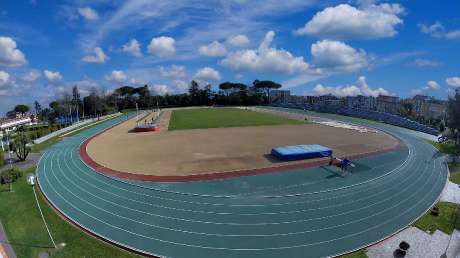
[271,104,440,136]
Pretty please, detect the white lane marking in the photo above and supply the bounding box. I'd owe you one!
[53,146,436,237]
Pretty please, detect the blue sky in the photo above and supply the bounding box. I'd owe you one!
[0,0,459,114]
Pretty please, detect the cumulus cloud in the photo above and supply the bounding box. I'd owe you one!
[296,3,404,40]
[44,70,63,82]
[105,70,128,84]
[0,36,27,67]
[194,67,221,81]
[419,21,460,40]
[159,65,186,78]
[312,76,391,97]
[446,77,460,88]
[122,39,142,57]
[148,36,176,57]
[149,84,169,95]
[22,70,41,82]
[311,40,370,72]
[227,35,250,47]
[410,80,440,95]
[221,31,309,74]
[413,58,441,67]
[198,41,227,57]
[0,70,10,87]
[78,7,99,21]
[82,47,109,64]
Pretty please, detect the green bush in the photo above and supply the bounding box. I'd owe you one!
[0,168,23,184]
[0,150,4,167]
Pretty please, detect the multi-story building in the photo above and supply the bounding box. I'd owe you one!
[412,95,447,119]
[377,95,400,114]
[345,95,377,110]
[270,90,291,103]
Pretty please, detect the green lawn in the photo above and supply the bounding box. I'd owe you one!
[449,163,460,184]
[427,140,457,155]
[0,167,138,258]
[31,137,62,153]
[414,202,460,234]
[340,249,368,258]
[169,107,304,130]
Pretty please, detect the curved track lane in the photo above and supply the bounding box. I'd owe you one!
[37,111,448,258]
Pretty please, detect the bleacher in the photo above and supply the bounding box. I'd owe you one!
[273,103,440,136]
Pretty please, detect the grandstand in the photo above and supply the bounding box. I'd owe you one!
[275,103,440,136]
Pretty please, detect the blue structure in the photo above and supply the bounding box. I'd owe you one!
[271,144,332,161]
[272,103,440,136]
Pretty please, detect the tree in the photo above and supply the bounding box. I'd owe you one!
[219,82,233,96]
[253,80,282,103]
[72,85,81,119]
[446,91,460,154]
[12,126,30,161]
[14,104,30,114]
[34,101,42,115]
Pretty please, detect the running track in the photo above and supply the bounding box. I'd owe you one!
[37,109,448,257]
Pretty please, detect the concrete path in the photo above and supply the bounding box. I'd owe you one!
[441,181,460,204]
[367,226,451,258]
[0,152,40,173]
[0,222,16,258]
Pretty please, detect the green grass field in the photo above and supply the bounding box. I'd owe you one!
[0,167,137,258]
[168,107,304,130]
[449,163,460,184]
[414,202,460,234]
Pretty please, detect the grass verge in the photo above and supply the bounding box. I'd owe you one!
[414,202,460,234]
[340,249,368,258]
[449,163,460,184]
[169,107,304,130]
[427,140,457,155]
[0,167,138,258]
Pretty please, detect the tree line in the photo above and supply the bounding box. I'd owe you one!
[26,79,282,124]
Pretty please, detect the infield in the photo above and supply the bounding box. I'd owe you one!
[85,107,399,178]
[168,107,304,130]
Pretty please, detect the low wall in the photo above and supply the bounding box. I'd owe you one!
[33,113,121,144]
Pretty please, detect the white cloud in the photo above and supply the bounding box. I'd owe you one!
[410,80,440,95]
[105,70,127,84]
[22,70,41,82]
[78,7,99,21]
[312,76,391,97]
[150,84,169,95]
[0,36,27,67]
[122,39,142,57]
[44,70,63,82]
[227,35,250,47]
[82,47,109,64]
[0,70,10,87]
[221,31,309,74]
[446,77,460,88]
[296,3,404,40]
[194,67,221,81]
[148,36,176,57]
[311,40,370,72]
[159,65,186,78]
[198,41,227,57]
[419,21,460,40]
[414,58,441,67]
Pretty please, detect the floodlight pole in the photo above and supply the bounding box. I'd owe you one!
[32,183,57,249]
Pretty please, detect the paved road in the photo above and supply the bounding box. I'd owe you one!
[37,110,448,258]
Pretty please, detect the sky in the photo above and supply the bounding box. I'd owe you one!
[0,0,459,114]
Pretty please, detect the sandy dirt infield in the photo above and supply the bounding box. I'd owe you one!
[86,109,399,177]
